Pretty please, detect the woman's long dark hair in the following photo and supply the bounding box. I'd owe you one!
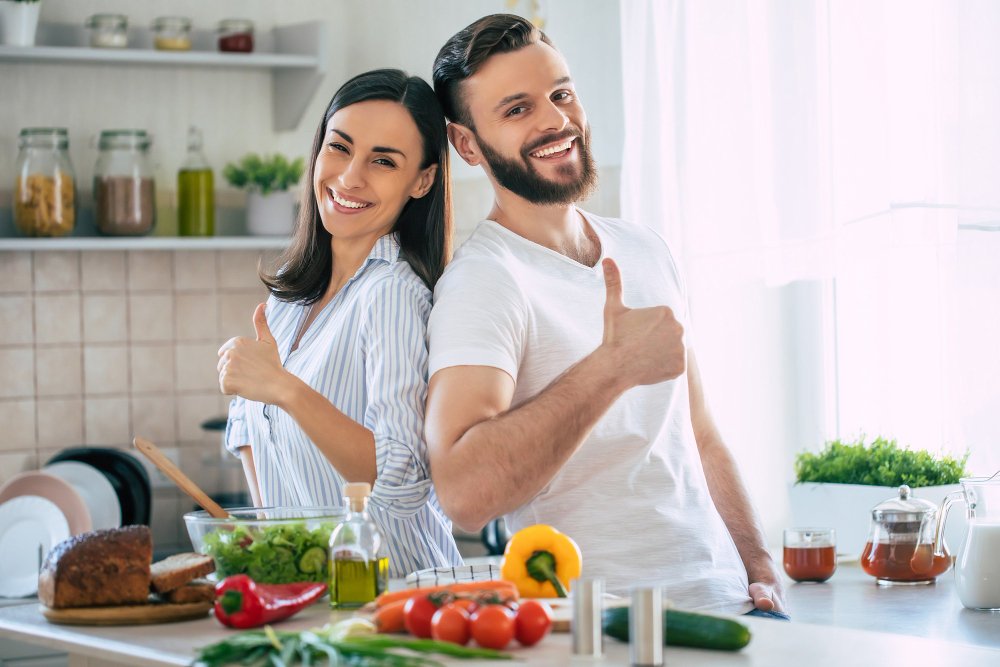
[261,69,453,302]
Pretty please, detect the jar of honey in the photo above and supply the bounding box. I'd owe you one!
[861,485,951,585]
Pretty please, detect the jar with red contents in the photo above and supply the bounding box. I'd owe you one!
[218,19,254,53]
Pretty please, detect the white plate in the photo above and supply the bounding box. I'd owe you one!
[44,461,121,531]
[0,495,70,598]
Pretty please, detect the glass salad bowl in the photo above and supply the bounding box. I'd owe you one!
[184,506,344,584]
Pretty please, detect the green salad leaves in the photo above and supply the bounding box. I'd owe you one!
[794,436,968,487]
[203,522,333,584]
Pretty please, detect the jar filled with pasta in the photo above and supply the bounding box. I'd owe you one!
[14,128,77,237]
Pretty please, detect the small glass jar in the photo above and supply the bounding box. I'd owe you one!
[93,130,156,236]
[217,19,254,53]
[13,128,76,238]
[152,16,192,51]
[85,14,128,48]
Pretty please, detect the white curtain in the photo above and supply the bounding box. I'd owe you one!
[620,0,1000,536]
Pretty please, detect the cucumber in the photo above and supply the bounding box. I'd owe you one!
[298,546,327,574]
[602,607,751,651]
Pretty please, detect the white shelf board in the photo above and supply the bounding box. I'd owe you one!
[0,237,288,252]
[0,45,317,68]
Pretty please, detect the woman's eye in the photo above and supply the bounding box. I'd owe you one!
[328,142,349,153]
[374,158,396,168]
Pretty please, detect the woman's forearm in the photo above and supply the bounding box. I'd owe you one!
[277,374,377,486]
[238,446,263,507]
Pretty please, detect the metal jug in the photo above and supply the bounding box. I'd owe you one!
[933,472,1000,610]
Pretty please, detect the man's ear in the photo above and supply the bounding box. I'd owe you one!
[410,164,438,199]
[447,122,482,167]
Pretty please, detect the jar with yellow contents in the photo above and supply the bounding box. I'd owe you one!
[13,128,76,237]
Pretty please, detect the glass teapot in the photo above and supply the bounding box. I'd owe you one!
[934,472,1000,609]
[860,485,952,585]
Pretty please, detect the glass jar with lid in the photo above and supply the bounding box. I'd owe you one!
[13,128,76,237]
[860,484,952,585]
[93,130,156,236]
[152,16,192,51]
[85,14,128,48]
[217,19,254,53]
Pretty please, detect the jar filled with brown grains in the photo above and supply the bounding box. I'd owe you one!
[14,128,76,237]
[93,130,156,236]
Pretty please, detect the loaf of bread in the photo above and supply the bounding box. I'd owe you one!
[150,553,215,593]
[38,525,152,609]
[161,579,215,604]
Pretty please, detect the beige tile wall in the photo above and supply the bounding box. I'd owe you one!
[0,248,274,550]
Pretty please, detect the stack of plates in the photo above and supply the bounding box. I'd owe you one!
[0,447,151,599]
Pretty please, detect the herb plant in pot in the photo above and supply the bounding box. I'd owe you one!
[0,0,41,47]
[224,153,304,236]
[789,436,969,557]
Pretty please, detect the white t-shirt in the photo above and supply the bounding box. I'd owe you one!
[428,212,754,614]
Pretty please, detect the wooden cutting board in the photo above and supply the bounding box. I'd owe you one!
[41,600,213,626]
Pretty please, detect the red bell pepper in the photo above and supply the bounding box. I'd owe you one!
[213,574,327,629]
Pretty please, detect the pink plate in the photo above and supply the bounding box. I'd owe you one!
[0,471,92,536]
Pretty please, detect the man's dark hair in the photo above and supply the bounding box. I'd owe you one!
[433,14,554,126]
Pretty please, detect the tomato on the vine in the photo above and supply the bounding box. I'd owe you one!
[403,595,438,638]
[470,604,516,650]
[515,600,553,646]
[431,604,471,645]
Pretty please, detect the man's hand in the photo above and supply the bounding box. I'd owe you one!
[749,578,786,612]
[218,303,295,406]
[601,257,686,387]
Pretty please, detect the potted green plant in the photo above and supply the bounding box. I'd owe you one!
[0,0,41,47]
[790,436,969,557]
[223,153,304,236]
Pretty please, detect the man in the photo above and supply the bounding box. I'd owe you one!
[425,14,785,617]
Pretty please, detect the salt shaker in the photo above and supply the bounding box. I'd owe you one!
[571,577,604,657]
[629,586,663,666]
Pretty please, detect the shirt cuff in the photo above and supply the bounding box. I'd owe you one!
[368,435,432,518]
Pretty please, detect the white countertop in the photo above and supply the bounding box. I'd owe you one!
[0,563,997,666]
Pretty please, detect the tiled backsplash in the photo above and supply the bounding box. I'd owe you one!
[0,248,274,552]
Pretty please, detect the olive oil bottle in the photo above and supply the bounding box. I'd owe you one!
[177,126,214,236]
[329,482,389,609]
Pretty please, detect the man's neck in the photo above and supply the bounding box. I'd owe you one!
[487,191,599,266]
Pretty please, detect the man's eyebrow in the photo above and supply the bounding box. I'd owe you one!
[330,129,405,157]
[492,77,574,113]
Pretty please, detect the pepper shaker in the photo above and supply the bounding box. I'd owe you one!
[571,577,604,657]
[630,586,663,666]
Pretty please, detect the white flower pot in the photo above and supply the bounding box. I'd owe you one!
[0,1,41,47]
[788,482,968,559]
[245,190,295,237]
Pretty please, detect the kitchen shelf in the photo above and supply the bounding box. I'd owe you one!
[1,21,327,131]
[0,237,288,251]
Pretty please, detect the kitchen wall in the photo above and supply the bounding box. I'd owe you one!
[0,0,624,552]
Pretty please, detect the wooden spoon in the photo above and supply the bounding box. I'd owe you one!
[133,436,230,519]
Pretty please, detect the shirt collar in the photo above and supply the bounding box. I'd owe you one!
[366,232,401,267]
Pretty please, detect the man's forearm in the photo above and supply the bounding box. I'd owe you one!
[436,348,629,530]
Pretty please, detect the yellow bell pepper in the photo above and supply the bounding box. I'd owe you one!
[500,524,582,598]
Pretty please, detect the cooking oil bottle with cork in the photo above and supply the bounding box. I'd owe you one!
[177,125,214,236]
[329,482,388,608]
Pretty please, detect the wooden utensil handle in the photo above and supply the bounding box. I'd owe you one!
[133,437,229,519]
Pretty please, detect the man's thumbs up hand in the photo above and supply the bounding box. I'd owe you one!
[599,257,686,387]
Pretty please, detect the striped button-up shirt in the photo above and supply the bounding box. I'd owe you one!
[226,233,463,577]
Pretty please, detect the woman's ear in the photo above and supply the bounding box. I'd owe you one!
[447,123,481,166]
[410,163,438,199]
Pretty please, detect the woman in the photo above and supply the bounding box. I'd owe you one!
[217,69,461,576]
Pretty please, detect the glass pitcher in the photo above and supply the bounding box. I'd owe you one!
[934,472,1000,610]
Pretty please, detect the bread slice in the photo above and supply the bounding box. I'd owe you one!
[161,579,215,604]
[38,525,152,609]
[150,553,215,594]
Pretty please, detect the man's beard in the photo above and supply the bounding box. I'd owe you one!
[476,125,598,206]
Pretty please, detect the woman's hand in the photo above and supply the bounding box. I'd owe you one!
[218,303,296,406]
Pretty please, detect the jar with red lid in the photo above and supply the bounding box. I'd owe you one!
[218,19,254,53]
